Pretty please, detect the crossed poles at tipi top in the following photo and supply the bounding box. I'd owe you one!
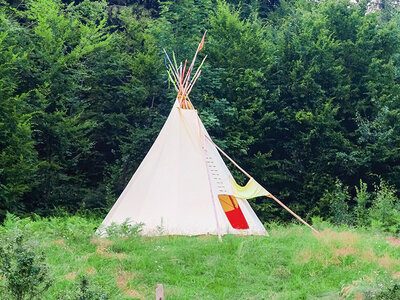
[164,32,207,110]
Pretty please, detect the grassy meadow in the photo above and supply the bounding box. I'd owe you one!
[1,215,400,299]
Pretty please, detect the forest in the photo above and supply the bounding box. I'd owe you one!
[1,0,400,227]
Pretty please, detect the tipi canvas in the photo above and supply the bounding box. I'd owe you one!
[100,100,268,236]
[99,33,317,238]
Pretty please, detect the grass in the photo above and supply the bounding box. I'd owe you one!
[1,215,400,299]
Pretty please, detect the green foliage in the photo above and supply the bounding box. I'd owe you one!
[321,180,351,225]
[2,216,400,298]
[0,230,53,300]
[365,283,400,300]
[354,179,371,227]
[99,219,144,238]
[57,276,109,300]
[369,180,400,234]
[0,0,400,225]
[365,284,400,300]
[0,16,37,218]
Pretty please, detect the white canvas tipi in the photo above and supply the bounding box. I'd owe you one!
[100,100,268,236]
[99,33,317,238]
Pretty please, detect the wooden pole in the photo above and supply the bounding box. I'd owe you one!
[156,284,164,300]
[267,194,319,234]
[204,135,319,234]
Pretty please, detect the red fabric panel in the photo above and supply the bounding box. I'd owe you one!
[225,207,249,230]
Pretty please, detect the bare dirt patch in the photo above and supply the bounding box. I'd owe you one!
[90,238,127,260]
[354,293,364,300]
[90,237,112,247]
[91,238,112,258]
[392,272,400,279]
[115,253,128,260]
[65,272,77,280]
[85,267,96,275]
[53,238,71,251]
[386,236,400,247]
[116,270,144,299]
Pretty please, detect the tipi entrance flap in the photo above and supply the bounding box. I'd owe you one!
[218,194,249,230]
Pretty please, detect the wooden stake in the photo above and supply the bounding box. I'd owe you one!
[204,135,319,234]
[156,284,164,300]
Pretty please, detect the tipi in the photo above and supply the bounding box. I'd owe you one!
[99,33,317,239]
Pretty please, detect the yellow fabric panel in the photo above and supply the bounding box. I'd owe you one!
[218,195,237,212]
[230,178,271,199]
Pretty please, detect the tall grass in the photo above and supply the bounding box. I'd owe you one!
[1,214,400,299]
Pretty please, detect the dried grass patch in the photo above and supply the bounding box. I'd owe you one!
[297,249,313,264]
[377,254,397,269]
[386,236,400,247]
[116,270,144,299]
[340,280,361,298]
[90,238,111,247]
[115,253,128,260]
[90,238,127,260]
[53,238,71,251]
[285,227,305,235]
[392,272,400,279]
[361,249,376,261]
[65,272,77,280]
[197,234,213,240]
[335,247,356,257]
[316,230,361,248]
[360,249,400,271]
[354,293,364,300]
[91,238,112,258]
[85,267,96,275]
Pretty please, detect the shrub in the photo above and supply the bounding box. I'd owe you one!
[366,284,400,299]
[369,181,400,234]
[311,216,331,230]
[97,218,144,238]
[354,180,371,227]
[57,276,109,300]
[0,230,53,300]
[322,180,352,225]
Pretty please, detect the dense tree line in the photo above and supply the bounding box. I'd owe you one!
[0,0,399,223]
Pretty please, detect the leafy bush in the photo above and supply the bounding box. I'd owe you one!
[0,230,53,300]
[369,181,400,234]
[365,284,400,299]
[46,215,100,242]
[97,219,144,238]
[354,180,371,227]
[322,180,352,225]
[311,216,332,230]
[57,276,109,300]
